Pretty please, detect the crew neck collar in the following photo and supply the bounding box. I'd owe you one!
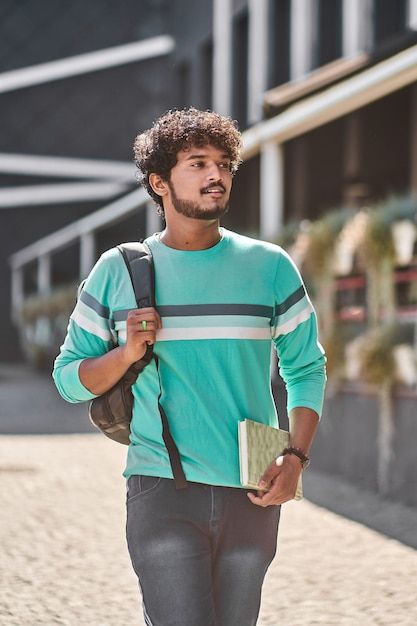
[151,227,228,257]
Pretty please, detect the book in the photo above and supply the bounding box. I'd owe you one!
[238,419,303,500]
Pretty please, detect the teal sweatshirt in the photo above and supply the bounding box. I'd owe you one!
[53,228,326,487]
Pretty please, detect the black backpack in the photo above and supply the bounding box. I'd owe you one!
[86,242,187,489]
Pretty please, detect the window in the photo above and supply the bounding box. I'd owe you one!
[374,0,407,46]
[317,0,342,66]
[199,39,213,110]
[232,10,249,128]
[268,0,291,88]
[177,61,191,109]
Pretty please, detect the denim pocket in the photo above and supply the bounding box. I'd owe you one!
[127,475,162,503]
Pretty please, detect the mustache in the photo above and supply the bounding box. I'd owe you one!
[200,183,226,193]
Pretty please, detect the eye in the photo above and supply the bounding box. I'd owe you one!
[219,162,231,170]
[191,161,204,168]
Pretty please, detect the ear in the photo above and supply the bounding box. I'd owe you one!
[149,173,169,198]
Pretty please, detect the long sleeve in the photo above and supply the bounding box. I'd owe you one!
[52,251,117,403]
[272,249,327,417]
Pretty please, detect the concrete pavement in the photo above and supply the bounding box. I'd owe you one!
[1,433,416,626]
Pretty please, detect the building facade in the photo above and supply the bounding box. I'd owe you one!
[2,0,417,360]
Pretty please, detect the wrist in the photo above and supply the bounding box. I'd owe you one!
[281,446,310,470]
[278,453,303,469]
[117,345,137,368]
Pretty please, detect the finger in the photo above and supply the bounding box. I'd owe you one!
[153,309,162,329]
[247,492,270,507]
[128,331,157,345]
[149,310,162,330]
[128,307,155,315]
[248,489,286,507]
[126,316,157,328]
[127,319,156,333]
[127,322,157,335]
[136,311,162,329]
[127,308,149,319]
[258,461,281,490]
[138,321,156,331]
[127,308,161,322]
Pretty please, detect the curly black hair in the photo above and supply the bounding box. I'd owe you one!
[133,108,242,216]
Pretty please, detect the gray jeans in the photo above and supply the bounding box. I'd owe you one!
[126,476,280,626]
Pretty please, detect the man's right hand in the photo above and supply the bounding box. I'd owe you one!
[121,307,162,366]
[79,307,162,395]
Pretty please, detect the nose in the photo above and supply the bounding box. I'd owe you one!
[206,162,223,181]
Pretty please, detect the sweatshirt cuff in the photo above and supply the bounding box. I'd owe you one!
[55,359,99,403]
[286,390,325,419]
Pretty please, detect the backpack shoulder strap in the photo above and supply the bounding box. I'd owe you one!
[117,241,155,309]
[118,242,187,490]
[117,241,187,490]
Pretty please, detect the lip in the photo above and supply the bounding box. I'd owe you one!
[203,189,225,197]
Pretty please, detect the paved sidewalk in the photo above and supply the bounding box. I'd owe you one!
[1,434,416,626]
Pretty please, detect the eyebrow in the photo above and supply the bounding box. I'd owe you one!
[185,153,230,161]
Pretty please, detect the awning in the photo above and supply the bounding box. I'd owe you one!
[242,41,417,160]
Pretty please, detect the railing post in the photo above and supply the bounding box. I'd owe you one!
[342,0,374,57]
[11,266,24,317]
[290,0,319,80]
[408,0,417,30]
[260,140,284,242]
[38,254,51,295]
[213,0,233,116]
[248,0,269,124]
[80,232,96,280]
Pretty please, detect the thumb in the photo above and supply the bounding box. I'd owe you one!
[258,457,282,490]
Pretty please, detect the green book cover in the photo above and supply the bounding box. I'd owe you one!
[238,419,303,500]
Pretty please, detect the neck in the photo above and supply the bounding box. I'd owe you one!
[159,219,222,251]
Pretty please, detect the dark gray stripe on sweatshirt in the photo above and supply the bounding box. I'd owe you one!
[113,303,273,321]
[79,290,110,319]
[274,285,305,316]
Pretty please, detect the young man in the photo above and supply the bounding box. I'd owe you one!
[53,108,326,626]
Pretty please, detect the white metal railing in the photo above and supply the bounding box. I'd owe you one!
[0,152,135,180]
[9,187,149,316]
[0,35,174,94]
[0,181,131,207]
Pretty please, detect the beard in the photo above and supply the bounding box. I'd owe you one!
[167,180,230,220]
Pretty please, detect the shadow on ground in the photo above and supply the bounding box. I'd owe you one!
[0,363,95,435]
[304,470,417,550]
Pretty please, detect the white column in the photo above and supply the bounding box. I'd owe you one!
[80,232,96,280]
[248,0,269,124]
[290,0,319,81]
[408,0,417,29]
[213,0,233,115]
[37,254,51,295]
[260,141,284,241]
[146,201,162,236]
[11,267,24,316]
[342,0,374,57]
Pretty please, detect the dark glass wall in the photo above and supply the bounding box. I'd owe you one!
[373,0,407,46]
[317,0,342,66]
[232,10,249,128]
[268,0,291,89]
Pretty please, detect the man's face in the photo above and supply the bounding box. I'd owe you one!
[165,144,233,220]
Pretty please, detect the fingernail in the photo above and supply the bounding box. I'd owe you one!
[258,480,266,488]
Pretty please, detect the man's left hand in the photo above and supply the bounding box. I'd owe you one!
[247,453,302,507]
